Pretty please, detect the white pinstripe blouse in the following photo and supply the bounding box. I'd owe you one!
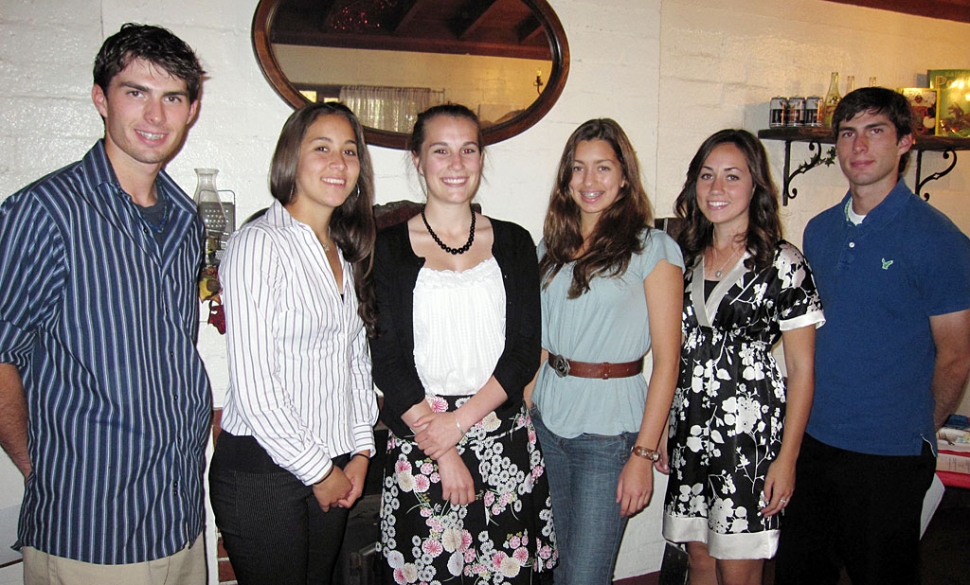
[219,200,377,485]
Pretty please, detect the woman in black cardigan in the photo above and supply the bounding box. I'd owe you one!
[369,104,557,585]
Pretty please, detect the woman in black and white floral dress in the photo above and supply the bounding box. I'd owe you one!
[370,105,556,585]
[662,129,824,585]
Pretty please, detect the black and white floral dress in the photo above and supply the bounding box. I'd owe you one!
[662,242,823,559]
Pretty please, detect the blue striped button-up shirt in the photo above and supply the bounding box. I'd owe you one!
[0,141,212,564]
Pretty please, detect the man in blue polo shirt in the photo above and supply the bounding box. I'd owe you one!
[0,24,210,584]
[775,87,970,584]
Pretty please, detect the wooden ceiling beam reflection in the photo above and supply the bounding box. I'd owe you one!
[392,0,423,34]
[456,0,501,41]
[269,0,551,60]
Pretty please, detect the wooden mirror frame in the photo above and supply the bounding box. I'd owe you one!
[252,0,570,150]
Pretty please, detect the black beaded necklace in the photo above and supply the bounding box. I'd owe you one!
[421,207,475,255]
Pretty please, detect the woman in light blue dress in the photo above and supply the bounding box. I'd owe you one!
[527,118,684,585]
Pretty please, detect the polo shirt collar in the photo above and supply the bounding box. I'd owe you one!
[841,179,912,231]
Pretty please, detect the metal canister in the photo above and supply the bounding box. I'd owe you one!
[786,96,805,126]
[804,96,821,126]
[770,96,788,127]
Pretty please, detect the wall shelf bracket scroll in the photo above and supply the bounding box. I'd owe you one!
[782,140,836,205]
[915,149,958,201]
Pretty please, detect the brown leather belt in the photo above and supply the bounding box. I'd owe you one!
[547,353,644,380]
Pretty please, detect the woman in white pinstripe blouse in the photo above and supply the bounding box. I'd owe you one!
[209,102,379,585]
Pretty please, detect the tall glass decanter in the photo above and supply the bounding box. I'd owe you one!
[193,168,228,268]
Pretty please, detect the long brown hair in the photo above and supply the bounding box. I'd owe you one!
[539,118,653,298]
[674,129,781,272]
[269,102,377,335]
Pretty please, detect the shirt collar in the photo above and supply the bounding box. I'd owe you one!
[83,139,195,217]
[266,199,301,228]
[840,179,912,231]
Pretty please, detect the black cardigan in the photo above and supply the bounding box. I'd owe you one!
[369,217,541,439]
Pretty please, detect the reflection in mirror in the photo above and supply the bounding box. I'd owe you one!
[253,0,569,149]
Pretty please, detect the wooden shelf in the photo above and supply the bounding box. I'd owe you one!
[757,127,970,204]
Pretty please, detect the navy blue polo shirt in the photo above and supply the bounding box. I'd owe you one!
[803,181,970,456]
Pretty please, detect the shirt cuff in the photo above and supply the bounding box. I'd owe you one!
[352,423,376,458]
[290,447,334,486]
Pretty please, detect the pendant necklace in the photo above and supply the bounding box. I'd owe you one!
[422,207,476,255]
[711,245,741,278]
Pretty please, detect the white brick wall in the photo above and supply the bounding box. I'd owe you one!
[1,0,969,581]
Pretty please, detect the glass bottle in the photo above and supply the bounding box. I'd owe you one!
[820,72,841,127]
[193,168,229,268]
[845,75,855,95]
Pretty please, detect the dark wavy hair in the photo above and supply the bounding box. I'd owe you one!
[539,118,653,298]
[674,129,781,272]
[94,23,205,102]
[269,102,377,335]
[408,103,485,157]
[832,86,915,174]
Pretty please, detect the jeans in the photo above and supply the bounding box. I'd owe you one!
[531,407,637,585]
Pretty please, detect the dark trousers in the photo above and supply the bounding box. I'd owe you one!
[774,434,936,585]
[210,431,350,585]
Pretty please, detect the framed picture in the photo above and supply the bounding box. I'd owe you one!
[897,88,938,136]
[928,69,970,137]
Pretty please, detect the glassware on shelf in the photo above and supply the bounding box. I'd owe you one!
[819,72,842,127]
[845,75,855,95]
[193,168,229,268]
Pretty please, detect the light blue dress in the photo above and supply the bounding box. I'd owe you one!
[533,228,684,437]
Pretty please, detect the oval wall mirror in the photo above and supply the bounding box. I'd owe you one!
[252,0,570,149]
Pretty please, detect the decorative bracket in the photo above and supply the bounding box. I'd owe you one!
[915,149,958,201]
[782,141,836,204]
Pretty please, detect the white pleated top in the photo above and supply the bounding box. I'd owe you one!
[413,257,506,396]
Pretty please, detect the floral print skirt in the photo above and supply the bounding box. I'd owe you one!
[379,397,557,584]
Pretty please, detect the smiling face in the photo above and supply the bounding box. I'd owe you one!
[92,57,198,182]
[694,142,754,236]
[288,114,360,222]
[568,139,626,232]
[836,109,913,200]
[412,115,483,206]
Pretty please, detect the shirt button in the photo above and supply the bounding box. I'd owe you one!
[848,242,856,248]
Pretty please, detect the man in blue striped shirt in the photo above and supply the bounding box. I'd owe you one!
[0,24,211,584]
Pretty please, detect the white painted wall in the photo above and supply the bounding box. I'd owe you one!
[1,0,969,582]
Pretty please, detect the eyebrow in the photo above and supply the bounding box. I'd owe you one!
[309,136,358,147]
[118,81,190,99]
[701,164,742,172]
[841,121,889,132]
[429,141,478,149]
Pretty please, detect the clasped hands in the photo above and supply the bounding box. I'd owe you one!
[412,410,465,460]
[412,411,475,505]
[312,454,369,512]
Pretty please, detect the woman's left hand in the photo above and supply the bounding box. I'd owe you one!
[336,454,369,508]
[616,455,654,517]
[760,457,795,517]
[413,412,463,460]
